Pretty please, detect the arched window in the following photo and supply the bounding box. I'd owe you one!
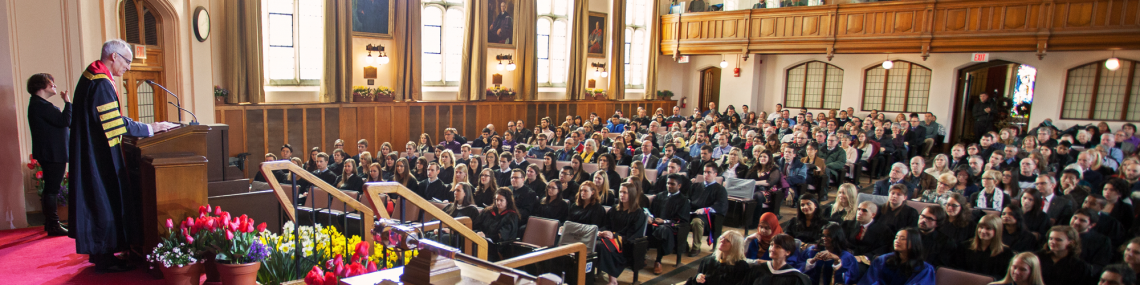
[861,60,931,112]
[121,0,159,46]
[264,0,324,85]
[784,61,843,109]
[1061,59,1140,121]
[537,0,572,86]
[624,0,650,89]
[422,0,465,86]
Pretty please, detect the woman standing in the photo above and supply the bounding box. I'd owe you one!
[474,188,520,261]
[597,183,648,285]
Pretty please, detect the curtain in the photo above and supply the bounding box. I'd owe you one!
[644,0,661,100]
[458,0,489,101]
[394,0,423,102]
[564,0,589,100]
[225,0,264,104]
[321,0,352,103]
[607,0,627,100]
[513,0,537,101]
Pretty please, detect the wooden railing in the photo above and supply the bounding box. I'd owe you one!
[660,0,1140,58]
[217,100,676,177]
[259,160,376,243]
[496,243,589,285]
[362,182,490,260]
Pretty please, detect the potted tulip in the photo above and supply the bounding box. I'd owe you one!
[351,86,373,103]
[212,212,269,285]
[373,87,395,102]
[148,219,203,285]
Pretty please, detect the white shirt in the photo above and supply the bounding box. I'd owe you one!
[1042,193,1055,213]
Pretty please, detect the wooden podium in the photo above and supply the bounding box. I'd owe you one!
[122,125,211,252]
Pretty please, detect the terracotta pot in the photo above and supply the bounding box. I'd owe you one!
[217,261,261,285]
[159,262,203,285]
[56,205,68,223]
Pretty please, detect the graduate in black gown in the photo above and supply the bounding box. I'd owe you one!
[952,214,1013,280]
[474,188,521,261]
[68,40,179,271]
[597,183,648,285]
[740,234,811,285]
[436,183,481,243]
[988,252,1047,285]
[474,168,500,208]
[567,181,606,226]
[878,184,919,233]
[1036,225,1096,285]
[1016,189,1052,241]
[649,174,691,274]
[533,181,568,222]
[685,230,751,285]
[1000,205,1039,252]
[782,194,825,245]
[334,159,364,193]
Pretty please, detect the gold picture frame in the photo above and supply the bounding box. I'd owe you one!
[352,0,395,38]
[587,12,607,58]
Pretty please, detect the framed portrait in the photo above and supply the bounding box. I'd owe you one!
[587,12,607,58]
[487,0,515,48]
[352,0,394,38]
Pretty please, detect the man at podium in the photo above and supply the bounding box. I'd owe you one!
[68,39,178,272]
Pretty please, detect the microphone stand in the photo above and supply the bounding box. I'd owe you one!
[147,80,198,125]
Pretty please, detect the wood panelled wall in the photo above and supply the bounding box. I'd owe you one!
[661,0,1140,57]
[215,100,676,177]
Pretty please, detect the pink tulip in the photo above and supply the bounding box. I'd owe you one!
[214,206,222,216]
[225,230,234,240]
[366,261,378,273]
[199,205,208,216]
[165,218,174,229]
[35,171,43,179]
[184,233,194,244]
[305,266,324,285]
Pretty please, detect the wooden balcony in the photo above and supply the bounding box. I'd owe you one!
[659,0,1140,59]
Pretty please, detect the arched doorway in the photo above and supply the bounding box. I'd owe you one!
[698,67,721,115]
[949,60,1037,146]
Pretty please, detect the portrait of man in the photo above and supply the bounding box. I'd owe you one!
[352,0,392,37]
[587,12,607,57]
[488,0,514,45]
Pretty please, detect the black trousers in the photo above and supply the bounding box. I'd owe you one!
[40,161,66,224]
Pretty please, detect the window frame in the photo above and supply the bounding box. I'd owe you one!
[537,1,570,88]
[623,0,649,90]
[783,61,844,110]
[860,60,932,112]
[422,1,464,87]
[265,0,323,86]
[1060,59,1140,121]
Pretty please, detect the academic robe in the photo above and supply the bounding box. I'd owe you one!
[68,60,154,255]
[566,202,606,226]
[951,243,1013,280]
[799,246,862,285]
[1001,227,1038,253]
[649,191,691,256]
[858,253,937,285]
[596,207,648,277]
[684,256,751,285]
[742,262,812,285]
[533,198,568,222]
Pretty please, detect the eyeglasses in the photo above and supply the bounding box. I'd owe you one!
[116,53,133,65]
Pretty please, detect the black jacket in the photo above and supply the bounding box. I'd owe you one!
[418,178,451,202]
[843,220,892,257]
[28,96,71,163]
[688,182,728,216]
[511,185,539,224]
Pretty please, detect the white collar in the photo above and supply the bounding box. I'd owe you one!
[767,262,801,275]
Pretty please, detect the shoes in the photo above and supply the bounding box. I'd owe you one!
[687,245,700,257]
[653,262,663,275]
[45,222,68,237]
[93,254,135,273]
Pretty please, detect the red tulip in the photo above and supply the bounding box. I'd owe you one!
[29,154,34,160]
[26,163,33,170]
[204,219,215,231]
[257,222,267,232]
[333,255,346,276]
[214,206,222,216]
[35,171,43,179]
[305,265,324,285]
[245,224,255,233]
[165,218,174,229]
[198,205,208,216]
[323,272,338,285]
[225,230,234,240]
[184,233,194,244]
[366,260,378,273]
[355,242,369,260]
[347,263,365,277]
[30,159,38,166]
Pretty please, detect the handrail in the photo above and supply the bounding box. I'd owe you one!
[259,161,376,243]
[406,218,478,258]
[363,182,489,261]
[495,243,588,285]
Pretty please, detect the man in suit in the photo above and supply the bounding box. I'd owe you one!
[556,137,578,161]
[1071,208,1112,272]
[1038,175,1076,226]
[904,117,926,159]
[687,162,728,256]
[633,140,660,169]
[779,146,809,203]
[26,73,71,236]
[1076,151,1106,194]
[654,158,689,195]
[418,162,451,202]
[845,201,892,257]
[687,145,714,180]
[508,169,538,226]
[649,173,692,274]
[874,163,918,197]
[299,152,339,206]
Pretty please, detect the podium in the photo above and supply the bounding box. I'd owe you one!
[122,125,212,252]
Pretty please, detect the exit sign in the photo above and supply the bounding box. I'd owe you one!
[134,44,147,59]
[972,53,989,62]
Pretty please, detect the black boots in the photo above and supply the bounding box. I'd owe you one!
[44,221,68,237]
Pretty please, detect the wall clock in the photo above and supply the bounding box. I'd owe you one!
[193,6,210,42]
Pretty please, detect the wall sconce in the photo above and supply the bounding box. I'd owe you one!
[496,54,516,71]
[882,53,893,70]
[364,44,389,65]
[592,62,608,78]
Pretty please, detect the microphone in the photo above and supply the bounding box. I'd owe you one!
[167,101,199,125]
[146,80,198,125]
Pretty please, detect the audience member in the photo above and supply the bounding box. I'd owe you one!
[953,214,1014,279]
[597,183,648,285]
[473,188,520,261]
[861,228,937,285]
[989,252,1045,285]
[1036,225,1096,285]
[648,174,691,274]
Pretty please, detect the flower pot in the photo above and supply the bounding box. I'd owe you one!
[375,95,394,102]
[215,97,225,105]
[217,261,261,285]
[56,205,68,223]
[485,95,498,101]
[352,93,370,103]
[593,94,608,101]
[159,262,203,285]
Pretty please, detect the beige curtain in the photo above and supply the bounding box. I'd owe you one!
[458,1,489,101]
[644,0,661,100]
[564,0,589,100]
[607,0,627,100]
[513,0,537,101]
[225,0,264,104]
[394,0,423,102]
[321,0,352,103]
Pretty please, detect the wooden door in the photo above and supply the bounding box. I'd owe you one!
[120,71,166,123]
[699,67,722,114]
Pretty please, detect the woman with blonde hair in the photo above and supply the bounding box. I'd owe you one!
[357,151,373,175]
[924,154,953,177]
[821,183,858,222]
[438,149,457,184]
[579,139,598,163]
[954,214,1014,279]
[591,170,616,206]
[453,163,470,184]
[989,252,1045,285]
[919,173,958,205]
[628,160,652,195]
[970,170,1011,210]
[686,230,749,285]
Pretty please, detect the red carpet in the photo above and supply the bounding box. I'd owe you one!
[0,226,169,285]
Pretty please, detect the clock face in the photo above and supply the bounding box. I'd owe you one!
[194,7,210,42]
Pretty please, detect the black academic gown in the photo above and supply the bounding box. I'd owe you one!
[684,256,752,285]
[566,202,606,226]
[474,209,519,261]
[418,178,451,202]
[741,262,811,285]
[533,198,568,222]
[649,191,691,256]
[597,207,648,277]
[69,61,154,255]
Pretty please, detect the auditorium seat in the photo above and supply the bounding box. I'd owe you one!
[908,201,936,213]
[644,169,658,181]
[582,163,599,174]
[935,267,993,285]
[615,165,629,177]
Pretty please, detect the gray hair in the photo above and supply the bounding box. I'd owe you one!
[891,123,902,129]
[891,162,909,176]
[101,39,132,61]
